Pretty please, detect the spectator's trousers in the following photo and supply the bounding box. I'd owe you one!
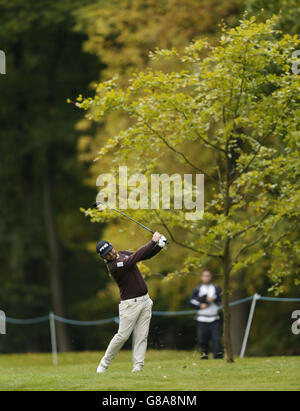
[197,319,223,358]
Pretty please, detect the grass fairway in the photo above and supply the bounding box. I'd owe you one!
[0,350,299,391]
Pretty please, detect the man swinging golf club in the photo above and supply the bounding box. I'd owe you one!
[96,231,167,373]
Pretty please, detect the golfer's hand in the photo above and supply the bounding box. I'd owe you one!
[152,232,161,242]
[158,235,167,248]
[200,303,208,309]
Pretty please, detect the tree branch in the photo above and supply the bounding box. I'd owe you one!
[145,121,219,184]
[231,124,277,185]
[172,105,227,155]
[153,210,222,259]
[232,210,271,239]
[233,231,265,263]
[196,131,227,154]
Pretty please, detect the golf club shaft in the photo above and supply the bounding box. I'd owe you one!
[111,207,154,234]
[94,201,154,234]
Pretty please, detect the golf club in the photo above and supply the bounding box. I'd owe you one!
[92,200,168,243]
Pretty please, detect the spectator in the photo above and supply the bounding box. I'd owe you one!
[189,268,223,359]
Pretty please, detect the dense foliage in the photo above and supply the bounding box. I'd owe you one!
[0,0,299,357]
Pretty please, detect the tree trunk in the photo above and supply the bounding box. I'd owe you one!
[43,158,70,352]
[222,238,234,362]
[231,271,248,355]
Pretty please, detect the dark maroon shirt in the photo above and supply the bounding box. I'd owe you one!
[106,240,162,300]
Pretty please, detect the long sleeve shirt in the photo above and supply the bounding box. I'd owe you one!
[106,240,162,300]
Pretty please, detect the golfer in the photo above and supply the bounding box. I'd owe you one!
[96,232,167,373]
[189,268,223,359]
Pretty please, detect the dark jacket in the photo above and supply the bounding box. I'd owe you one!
[106,240,162,300]
[189,284,222,309]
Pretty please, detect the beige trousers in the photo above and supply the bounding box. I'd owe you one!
[100,294,153,368]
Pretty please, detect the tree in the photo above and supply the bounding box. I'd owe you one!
[76,16,300,362]
[246,0,300,34]
[75,0,244,80]
[73,0,245,284]
[0,0,103,352]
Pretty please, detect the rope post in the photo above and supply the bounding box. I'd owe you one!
[49,312,58,366]
[0,310,6,335]
[240,294,260,358]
